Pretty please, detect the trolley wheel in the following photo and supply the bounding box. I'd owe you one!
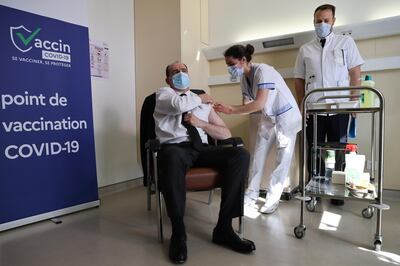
[362,207,374,219]
[294,225,306,239]
[374,240,382,252]
[306,199,317,212]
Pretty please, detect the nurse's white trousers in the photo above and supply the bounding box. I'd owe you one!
[246,121,297,205]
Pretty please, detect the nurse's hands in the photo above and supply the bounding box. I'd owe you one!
[213,103,234,114]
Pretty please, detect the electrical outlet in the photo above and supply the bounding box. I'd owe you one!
[366,160,372,170]
[366,160,379,171]
[341,30,352,36]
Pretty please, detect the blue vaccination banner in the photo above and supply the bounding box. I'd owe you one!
[0,5,99,231]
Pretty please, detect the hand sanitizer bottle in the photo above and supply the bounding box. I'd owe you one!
[361,75,376,108]
[325,150,336,182]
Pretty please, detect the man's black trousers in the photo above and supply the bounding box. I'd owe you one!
[306,114,349,177]
[158,143,250,222]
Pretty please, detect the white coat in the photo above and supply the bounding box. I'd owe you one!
[294,32,364,103]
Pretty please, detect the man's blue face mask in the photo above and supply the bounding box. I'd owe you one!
[314,22,332,38]
[172,72,190,90]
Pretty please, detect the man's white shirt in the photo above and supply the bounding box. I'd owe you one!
[154,87,211,144]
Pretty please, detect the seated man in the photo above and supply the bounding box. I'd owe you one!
[154,61,256,264]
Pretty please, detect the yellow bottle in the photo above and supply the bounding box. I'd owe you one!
[360,75,375,108]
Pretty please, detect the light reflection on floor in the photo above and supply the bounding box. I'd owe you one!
[358,247,400,265]
[318,211,342,231]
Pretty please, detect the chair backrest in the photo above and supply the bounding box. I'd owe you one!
[140,93,156,186]
[140,89,205,186]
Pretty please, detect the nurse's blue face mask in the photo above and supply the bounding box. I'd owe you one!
[172,72,190,90]
[227,65,244,80]
[314,22,332,38]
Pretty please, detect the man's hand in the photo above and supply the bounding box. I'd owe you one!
[183,113,204,128]
[198,93,213,104]
[213,103,234,114]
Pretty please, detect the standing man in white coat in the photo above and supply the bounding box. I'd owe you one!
[294,4,364,205]
[214,44,301,214]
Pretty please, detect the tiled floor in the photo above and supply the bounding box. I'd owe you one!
[1,186,399,266]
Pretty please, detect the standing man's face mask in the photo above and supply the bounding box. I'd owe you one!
[314,22,332,38]
[172,72,190,90]
[227,65,244,79]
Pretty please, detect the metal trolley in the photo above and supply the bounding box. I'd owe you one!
[294,86,390,251]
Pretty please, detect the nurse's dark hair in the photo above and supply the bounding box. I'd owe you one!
[314,4,336,17]
[224,44,255,62]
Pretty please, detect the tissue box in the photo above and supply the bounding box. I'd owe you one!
[307,102,334,110]
[357,172,370,189]
[336,100,360,109]
[332,171,345,184]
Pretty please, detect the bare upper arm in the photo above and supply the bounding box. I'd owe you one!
[208,107,229,128]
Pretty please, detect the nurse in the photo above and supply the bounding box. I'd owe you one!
[214,44,301,214]
[294,4,364,205]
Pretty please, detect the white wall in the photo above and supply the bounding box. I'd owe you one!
[0,0,88,26]
[134,0,181,177]
[209,0,400,46]
[88,0,140,187]
[181,0,210,91]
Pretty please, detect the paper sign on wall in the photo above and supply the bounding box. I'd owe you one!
[90,39,109,79]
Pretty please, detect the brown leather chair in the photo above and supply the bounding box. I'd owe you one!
[140,90,245,242]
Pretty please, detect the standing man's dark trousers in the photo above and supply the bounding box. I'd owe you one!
[306,114,349,205]
[158,143,250,233]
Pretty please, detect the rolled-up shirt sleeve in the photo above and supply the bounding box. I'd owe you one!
[155,87,202,115]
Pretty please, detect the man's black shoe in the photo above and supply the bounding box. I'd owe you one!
[169,234,187,264]
[330,199,344,206]
[212,227,256,253]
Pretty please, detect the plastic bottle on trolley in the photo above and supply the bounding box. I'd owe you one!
[360,75,376,108]
[324,150,335,181]
[344,144,357,186]
[344,144,366,187]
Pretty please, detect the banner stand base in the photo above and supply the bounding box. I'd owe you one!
[50,217,63,224]
[0,200,100,232]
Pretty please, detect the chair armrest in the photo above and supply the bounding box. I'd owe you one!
[145,139,161,152]
[217,137,244,147]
